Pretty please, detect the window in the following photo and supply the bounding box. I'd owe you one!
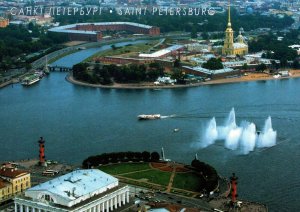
[43,194,54,203]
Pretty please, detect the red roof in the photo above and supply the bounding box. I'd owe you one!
[0,179,9,189]
[0,168,28,178]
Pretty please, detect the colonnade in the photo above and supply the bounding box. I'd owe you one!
[14,190,130,212]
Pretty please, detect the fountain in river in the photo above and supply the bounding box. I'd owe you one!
[201,108,277,154]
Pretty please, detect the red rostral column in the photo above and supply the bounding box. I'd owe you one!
[230,173,238,203]
[38,137,45,165]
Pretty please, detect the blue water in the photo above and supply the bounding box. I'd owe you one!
[51,40,150,68]
[1,74,300,211]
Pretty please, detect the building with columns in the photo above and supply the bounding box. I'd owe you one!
[14,169,130,212]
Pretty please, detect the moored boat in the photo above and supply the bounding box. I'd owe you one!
[138,114,161,120]
[21,74,40,86]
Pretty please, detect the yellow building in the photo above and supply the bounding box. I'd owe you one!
[0,167,31,202]
[0,179,12,202]
[0,17,9,28]
[222,0,248,56]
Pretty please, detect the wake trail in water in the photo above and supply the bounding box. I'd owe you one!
[160,114,177,119]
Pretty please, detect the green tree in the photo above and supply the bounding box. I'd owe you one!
[150,152,160,161]
[256,63,267,72]
[292,60,300,69]
[191,26,197,39]
[202,58,224,70]
[25,63,32,71]
[171,68,184,80]
[73,63,88,80]
[174,59,181,68]
[201,32,209,40]
[141,151,151,161]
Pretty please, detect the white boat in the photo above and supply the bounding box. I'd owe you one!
[21,74,40,86]
[173,128,180,132]
[273,74,281,79]
[138,114,161,120]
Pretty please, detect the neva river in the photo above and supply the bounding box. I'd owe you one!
[1,73,300,211]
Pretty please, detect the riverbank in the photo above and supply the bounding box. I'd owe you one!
[66,70,300,89]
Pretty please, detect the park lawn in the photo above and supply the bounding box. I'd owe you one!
[86,40,159,61]
[99,163,151,175]
[122,169,171,186]
[172,172,202,192]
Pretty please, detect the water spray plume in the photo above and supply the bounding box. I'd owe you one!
[240,122,257,154]
[201,117,218,148]
[257,116,277,148]
[199,109,277,154]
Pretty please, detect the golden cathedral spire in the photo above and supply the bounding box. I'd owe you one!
[228,0,231,27]
[222,0,248,56]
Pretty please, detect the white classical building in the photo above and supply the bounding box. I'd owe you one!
[14,169,130,212]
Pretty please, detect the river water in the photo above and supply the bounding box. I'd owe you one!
[1,45,300,211]
[51,39,151,68]
[1,73,300,211]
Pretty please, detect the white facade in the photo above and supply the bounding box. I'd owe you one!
[139,45,183,58]
[14,169,130,212]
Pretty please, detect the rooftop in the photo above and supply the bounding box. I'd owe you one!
[0,178,9,189]
[49,22,155,34]
[183,66,234,75]
[139,45,183,58]
[233,42,248,49]
[26,169,118,205]
[0,168,28,179]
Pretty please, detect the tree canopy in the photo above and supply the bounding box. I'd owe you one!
[202,58,224,70]
[73,62,164,85]
[82,151,160,168]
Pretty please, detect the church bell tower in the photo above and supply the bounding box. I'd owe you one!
[222,0,234,55]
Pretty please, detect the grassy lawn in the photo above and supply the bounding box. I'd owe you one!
[122,169,171,186]
[120,178,166,191]
[99,163,150,175]
[85,40,159,61]
[172,172,202,192]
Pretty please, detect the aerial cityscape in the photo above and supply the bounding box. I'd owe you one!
[0,0,300,211]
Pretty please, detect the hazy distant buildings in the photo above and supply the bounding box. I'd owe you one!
[0,17,9,28]
[12,15,53,26]
[48,22,160,42]
[14,169,130,212]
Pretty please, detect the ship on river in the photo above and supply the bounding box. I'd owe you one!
[21,74,40,86]
[138,114,161,120]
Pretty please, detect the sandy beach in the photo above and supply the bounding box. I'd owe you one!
[66,70,300,89]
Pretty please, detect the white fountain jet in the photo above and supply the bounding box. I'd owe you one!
[257,116,277,148]
[217,108,237,140]
[240,122,257,154]
[201,117,218,148]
